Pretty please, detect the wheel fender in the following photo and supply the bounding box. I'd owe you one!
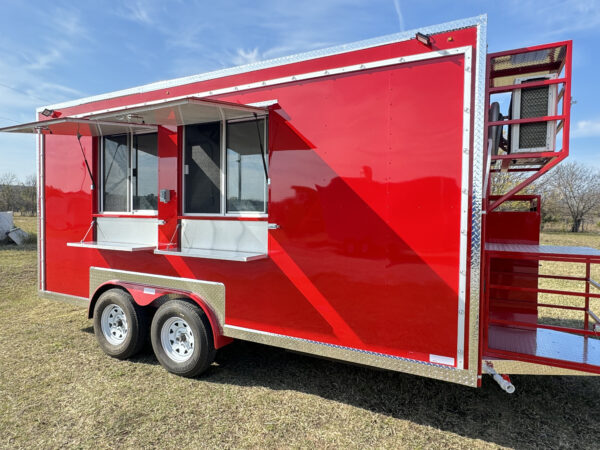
[89,281,232,349]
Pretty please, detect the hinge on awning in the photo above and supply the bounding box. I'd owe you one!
[77,132,96,190]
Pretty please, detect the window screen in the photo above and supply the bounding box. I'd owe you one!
[103,135,129,212]
[184,122,222,214]
[226,119,267,213]
[132,133,158,210]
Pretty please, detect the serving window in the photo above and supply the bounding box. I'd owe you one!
[101,132,158,214]
[184,122,222,214]
[227,118,267,213]
[183,117,268,216]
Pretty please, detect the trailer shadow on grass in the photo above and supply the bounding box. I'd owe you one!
[79,326,598,448]
[200,339,597,449]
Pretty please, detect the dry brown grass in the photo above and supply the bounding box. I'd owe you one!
[1,218,599,449]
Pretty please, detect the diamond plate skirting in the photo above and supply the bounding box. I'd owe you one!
[225,325,479,386]
[89,267,226,327]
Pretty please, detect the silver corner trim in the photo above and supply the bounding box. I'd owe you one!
[467,19,488,376]
[39,290,88,307]
[456,45,473,369]
[37,15,487,113]
[38,133,45,292]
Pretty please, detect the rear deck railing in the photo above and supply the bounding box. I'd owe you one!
[487,264,600,336]
[483,245,600,371]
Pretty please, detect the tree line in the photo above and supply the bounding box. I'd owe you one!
[0,172,36,215]
[492,161,600,232]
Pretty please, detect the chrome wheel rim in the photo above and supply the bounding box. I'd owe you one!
[161,317,195,362]
[100,304,128,345]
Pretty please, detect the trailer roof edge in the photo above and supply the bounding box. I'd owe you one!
[36,14,487,113]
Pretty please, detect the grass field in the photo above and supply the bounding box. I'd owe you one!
[1,217,600,449]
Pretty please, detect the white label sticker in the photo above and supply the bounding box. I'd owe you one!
[143,287,155,295]
[429,354,455,366]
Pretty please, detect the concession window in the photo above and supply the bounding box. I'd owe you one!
[0,118,158,252]
[87,97,270,262]
[66,217,160,252]
[88,97,268,126]
[0,98,270,259]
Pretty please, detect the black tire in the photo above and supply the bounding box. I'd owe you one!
[93,288,148,360]
[150,299,215,377]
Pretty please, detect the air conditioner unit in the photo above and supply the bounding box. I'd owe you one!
[510,74,558,153]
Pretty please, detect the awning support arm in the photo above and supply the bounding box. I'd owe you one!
[77,132,96,190]
[166,222,181,249]
[80,219,96,243]
[253,113,268,182]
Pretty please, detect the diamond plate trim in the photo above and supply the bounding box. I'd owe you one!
[89,267,226,329]
[226,325,478,387]
[485,359,600,376]
[468,16,487,378]
[39,290,88,307]
[469,17,487,373]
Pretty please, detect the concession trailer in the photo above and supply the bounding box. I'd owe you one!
[3,15,599,392]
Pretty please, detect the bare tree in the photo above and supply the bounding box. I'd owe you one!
[488,171,539,212]
[543,162,600,232]
[490,171,541,196]
[0,172,19,211]
[22,174,37,215]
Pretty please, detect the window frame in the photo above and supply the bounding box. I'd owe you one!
[181,115,268,218]
[99,131,159,216]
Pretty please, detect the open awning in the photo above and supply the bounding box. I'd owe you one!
[0,117,157,136]
[0,97,268,136]
[87,97,268,126]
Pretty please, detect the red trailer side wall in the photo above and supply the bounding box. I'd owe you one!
[43,27,478,366]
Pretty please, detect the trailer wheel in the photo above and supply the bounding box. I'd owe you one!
[150,300,215,377]
[93,289,148,360]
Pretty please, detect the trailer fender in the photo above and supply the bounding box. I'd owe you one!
[89,281,232,349]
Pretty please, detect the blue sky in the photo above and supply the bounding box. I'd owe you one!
[0,0,599,180]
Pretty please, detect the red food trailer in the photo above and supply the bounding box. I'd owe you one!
[2,15,599,392]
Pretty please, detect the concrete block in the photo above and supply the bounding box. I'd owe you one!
[7,227,29,246]
[0,212,14,242]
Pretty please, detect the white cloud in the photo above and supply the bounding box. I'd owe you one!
[231,48,260,66]
[573,118,600,138]
[506,0,600,36]
[23,48,64,71]
[392,0,405,31]
[110,0,373,78]
[0,4,90,181]
[121,1,155,25]
[48,7,90,40]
